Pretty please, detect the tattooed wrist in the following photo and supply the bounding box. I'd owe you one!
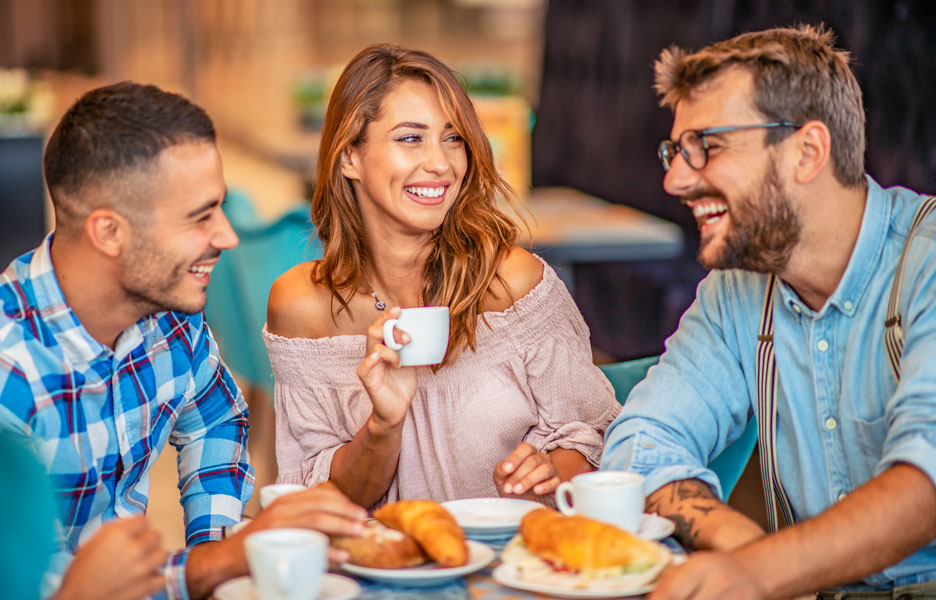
[648,479,721,550]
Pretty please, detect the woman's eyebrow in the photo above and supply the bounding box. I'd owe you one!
[390,121,429,131]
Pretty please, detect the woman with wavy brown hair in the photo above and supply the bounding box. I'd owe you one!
[264,44,618,509]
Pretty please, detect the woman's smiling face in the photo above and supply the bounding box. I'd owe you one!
[342,78,468,238]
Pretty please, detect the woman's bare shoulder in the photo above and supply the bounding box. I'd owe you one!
[483,247,545,312]
[266,261,339,339]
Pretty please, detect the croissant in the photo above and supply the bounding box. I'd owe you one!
[520,508,664,572]
[374,500,469,567]
[332,519,426,569]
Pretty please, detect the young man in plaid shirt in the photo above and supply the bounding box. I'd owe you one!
[0,82,366,600]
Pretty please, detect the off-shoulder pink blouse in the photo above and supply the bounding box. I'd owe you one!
[262,259,620,505]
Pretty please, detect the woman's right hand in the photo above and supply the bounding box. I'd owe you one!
[357,306,417,430]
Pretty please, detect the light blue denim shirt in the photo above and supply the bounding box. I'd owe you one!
[602,176,936,588]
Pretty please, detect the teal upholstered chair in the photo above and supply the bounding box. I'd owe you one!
[204,190,323,394]
[599,356,757,500]
[0,432,55,599]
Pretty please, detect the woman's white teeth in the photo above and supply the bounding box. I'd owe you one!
[405,186,444,198]
[189,264,214,276]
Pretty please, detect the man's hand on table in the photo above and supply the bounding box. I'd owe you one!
[185,482,367,598]
[55,516,168,600]
[648,550,766,600]
[235,482,367,563]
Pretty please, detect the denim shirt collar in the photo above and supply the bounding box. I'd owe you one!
[778,175,889,319]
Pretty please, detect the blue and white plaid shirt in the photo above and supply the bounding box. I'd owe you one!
[0,234,254,599]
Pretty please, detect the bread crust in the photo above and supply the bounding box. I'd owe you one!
[333,519,426,569]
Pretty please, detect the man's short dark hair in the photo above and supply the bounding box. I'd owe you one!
[43,81,216,230]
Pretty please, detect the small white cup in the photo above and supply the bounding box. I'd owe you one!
[555,471,645,533]
[259,484,306,510]
[245,528,327,600]
[382,306,450,367]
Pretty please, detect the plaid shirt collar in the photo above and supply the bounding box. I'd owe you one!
[29,232,148,366]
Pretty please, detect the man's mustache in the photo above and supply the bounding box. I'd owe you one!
[680,187,727,204]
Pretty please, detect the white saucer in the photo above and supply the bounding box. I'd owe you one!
[441,498,542,540]
[339,540,495,587]
[638,513,676,541]
[213,573,360,600]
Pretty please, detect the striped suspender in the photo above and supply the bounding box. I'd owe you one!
[884,196,936,381]
[756,273,795,531]
[756,196,936,532]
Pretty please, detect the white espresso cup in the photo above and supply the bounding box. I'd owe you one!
[555,471,645,533]
[245,528,327,600]
[382,306,450,367]
[259,484,307,510]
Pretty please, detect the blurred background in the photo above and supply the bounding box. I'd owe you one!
[3,0,936,547]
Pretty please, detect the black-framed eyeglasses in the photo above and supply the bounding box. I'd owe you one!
[658,122,801,172]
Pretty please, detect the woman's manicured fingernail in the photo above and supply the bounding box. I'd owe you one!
[503,462,513,472]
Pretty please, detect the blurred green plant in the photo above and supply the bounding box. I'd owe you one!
[0,68,52,133]
[459,65,520,96]
[293,73,329,130]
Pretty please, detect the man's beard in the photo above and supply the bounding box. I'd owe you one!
[699,162,801,273]
[119,234,213,316]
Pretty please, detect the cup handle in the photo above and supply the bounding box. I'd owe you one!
[383,318,403,350]
[555,481,576,516]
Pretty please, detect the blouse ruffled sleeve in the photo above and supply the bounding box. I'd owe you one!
[487,261,620,466]
[262,329,371,486]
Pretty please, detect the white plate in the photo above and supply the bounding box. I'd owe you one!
[339,539,495,587]
[441,498,542,539]
[492,547,684,599]
[213,573,360,600]
[492,563,655,599]
[440,500,675,543]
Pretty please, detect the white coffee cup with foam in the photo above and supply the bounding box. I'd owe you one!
[555,470,645,533]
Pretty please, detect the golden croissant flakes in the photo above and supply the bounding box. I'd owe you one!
[519,508,664,572]
[374,499,469,567]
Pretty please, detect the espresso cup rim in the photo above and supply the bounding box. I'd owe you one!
[399,305,449,314]
[571,470,644,487]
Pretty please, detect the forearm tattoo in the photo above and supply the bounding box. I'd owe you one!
[646,479,719,549]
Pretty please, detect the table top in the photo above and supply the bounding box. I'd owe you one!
[520,187,684,264]
[340,536,684,600]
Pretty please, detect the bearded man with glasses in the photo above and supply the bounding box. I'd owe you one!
[602,25,936,600]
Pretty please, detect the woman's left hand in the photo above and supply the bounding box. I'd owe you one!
[493,442,561,498]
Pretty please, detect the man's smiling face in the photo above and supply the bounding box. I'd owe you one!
[118,141,238,315]
[663,68,802,273]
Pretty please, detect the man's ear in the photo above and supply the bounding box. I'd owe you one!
[793,120,831,185]
[340,146,361,181]
[84,208,131,258]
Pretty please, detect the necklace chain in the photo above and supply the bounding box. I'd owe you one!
[363,273,386,311]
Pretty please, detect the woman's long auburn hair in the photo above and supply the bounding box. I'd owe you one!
[311,44,524,367]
